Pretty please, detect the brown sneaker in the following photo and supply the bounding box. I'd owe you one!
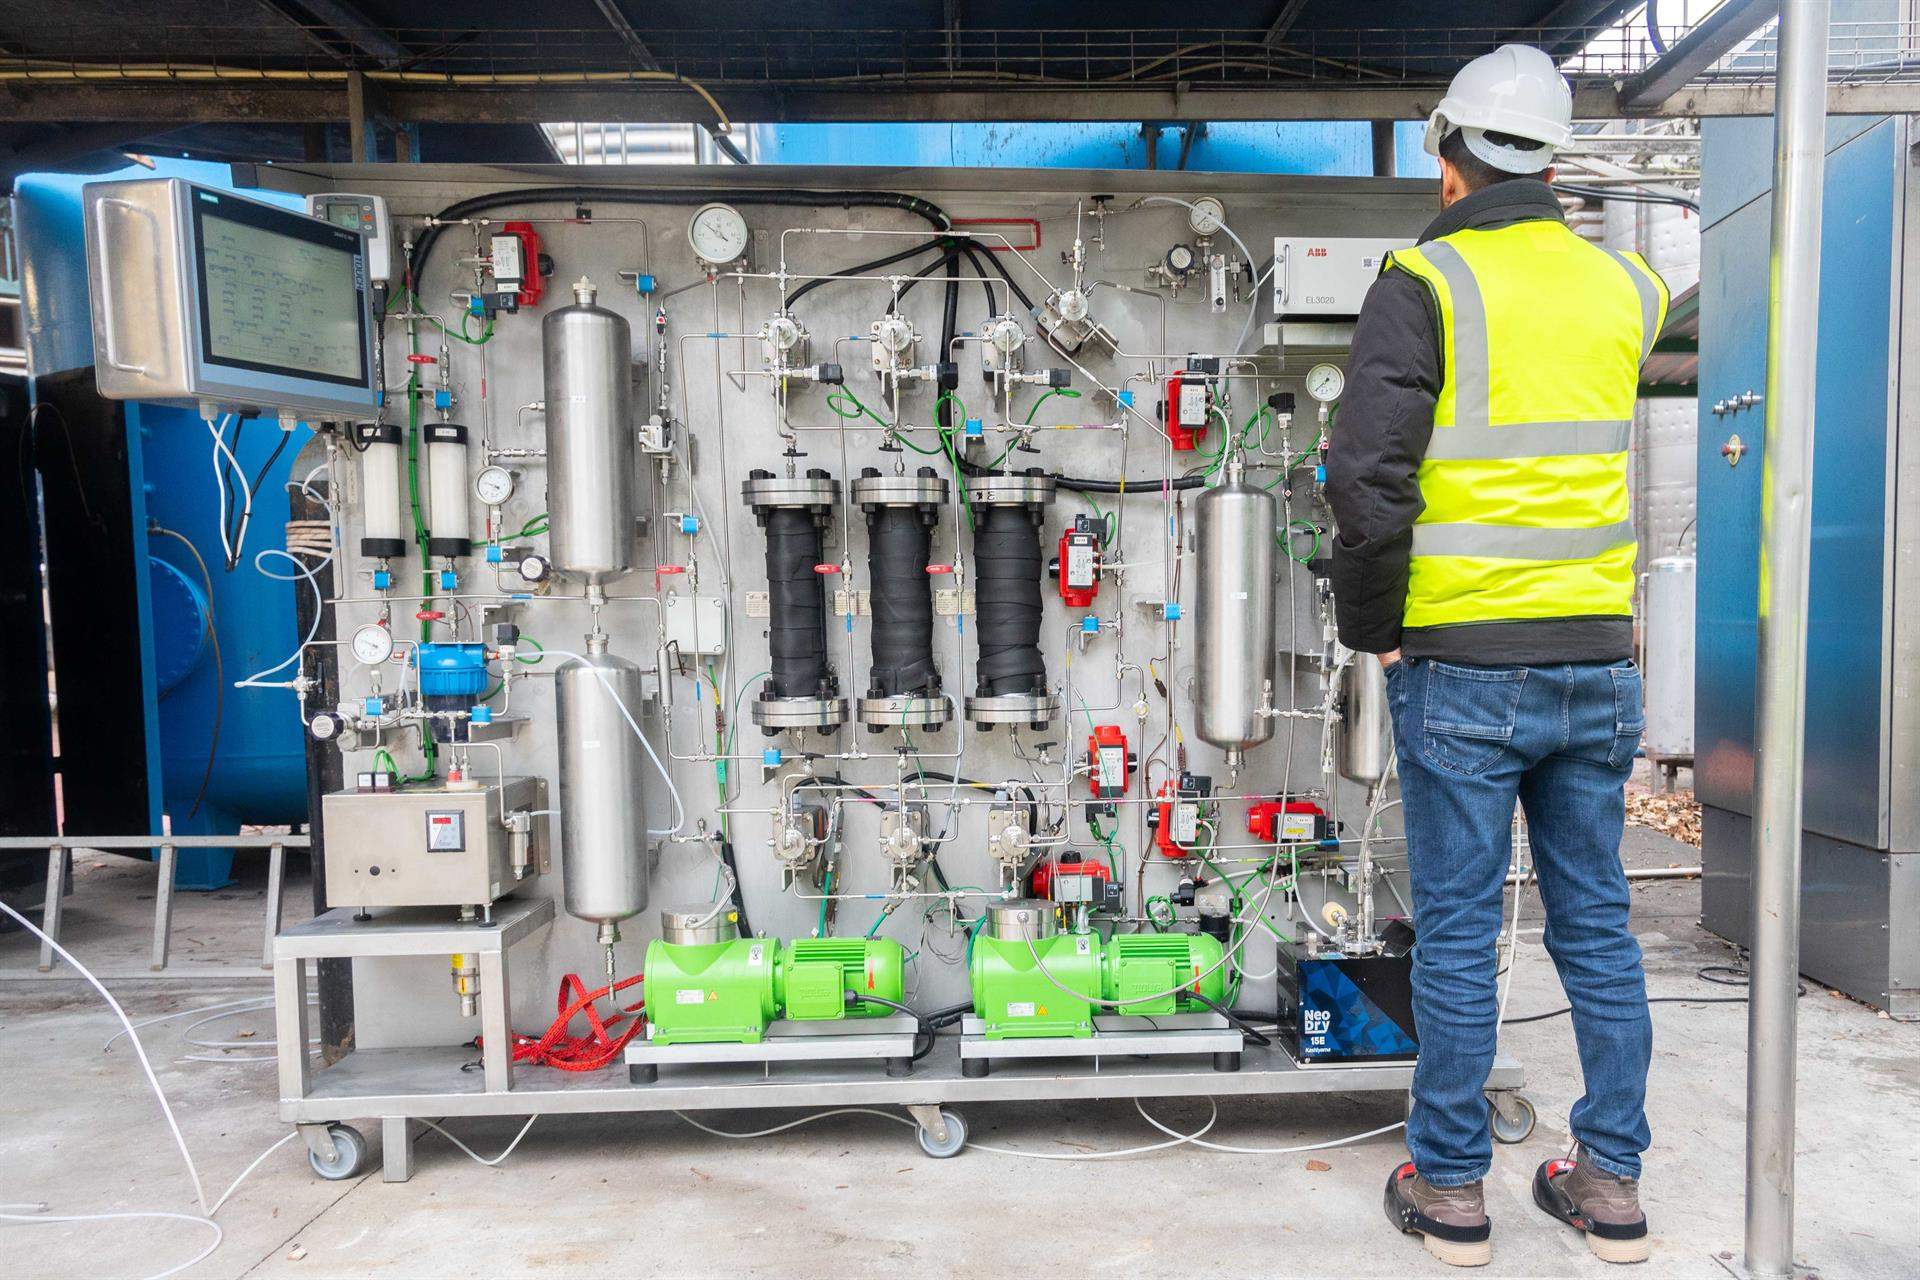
[1383,1160,1493,1267]
[1532,1145,1651,1264]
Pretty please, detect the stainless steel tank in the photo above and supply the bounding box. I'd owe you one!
[543,277,635,589]
[554,631,650,931]
[1338,657,1391,786]
[1194,458,1277,766]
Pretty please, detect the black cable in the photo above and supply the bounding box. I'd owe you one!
[958,245,999,314]
[1556,181,1700,214]
[1505,974,1806,1026]
[716,837,751,940]
[405,185,951,301]
[883,247,966,312]
[232,426,292,558]
[849,992,937,1062]
[1187,990,1273,1045]
[964,240,1037,313]
[787,236,951,311]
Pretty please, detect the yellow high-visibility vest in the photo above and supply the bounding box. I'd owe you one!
[1385,219,1669,630]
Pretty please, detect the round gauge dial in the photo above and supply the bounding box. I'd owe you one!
[1187,197,1227,237]
[688,203,750,265]
[1305,362,1346,403]
[1166,243,1197,274]
[474,465,515,507]
[309,712,340,741]
[351,622,395,666]
[518,553,551,584]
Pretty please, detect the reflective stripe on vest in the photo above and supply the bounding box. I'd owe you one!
[1384,220,1668,628]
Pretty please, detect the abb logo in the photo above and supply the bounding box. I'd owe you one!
[1306,247,1329,257]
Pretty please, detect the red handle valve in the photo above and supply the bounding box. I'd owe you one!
[415,609,446,622]
[406,353,438,365]
[925,564,954,575]
[814,563,842,575]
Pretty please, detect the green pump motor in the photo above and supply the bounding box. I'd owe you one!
[967,899,1228,1040]
[643,905,907,1046]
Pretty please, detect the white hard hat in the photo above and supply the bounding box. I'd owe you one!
[1422,44,1573,175]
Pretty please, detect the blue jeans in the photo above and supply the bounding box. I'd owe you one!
[1385,656,1652,1186]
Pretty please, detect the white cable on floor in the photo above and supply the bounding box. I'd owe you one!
[1132,1101,1404,1155]
[674,1108,917,1140]
[0,1206,221,1280]
[963,1098,1219,1160]
[418,1116,540,1167]
[0,901,316,1280]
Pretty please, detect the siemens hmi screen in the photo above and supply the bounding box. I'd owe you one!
[191,189,370,388]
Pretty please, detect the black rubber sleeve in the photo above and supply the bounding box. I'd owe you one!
[971,502,1046,697]
[864,480,939,699]
[763,505,829,699]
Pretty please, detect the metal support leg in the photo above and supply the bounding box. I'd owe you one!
[262,841,286,969]
[275,957,313,1104]
[150,842,177,971]
[478,947,513,1093]
[37,845,64,972]
[382,1116,417,1183]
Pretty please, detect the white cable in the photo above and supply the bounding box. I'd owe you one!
[0,1208,221,1280]
[418,1117,541,1166]
[674,1108,915,1140]
[204,415,255,569]
[0,901,311,1280]
[1132,1101,1404,1155]
[964,1098,1219,1161]
[234,548,327,689]
[545,649,686,836]
[0,900,210,1215]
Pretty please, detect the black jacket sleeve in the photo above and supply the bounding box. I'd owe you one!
[1324,267,1443,654]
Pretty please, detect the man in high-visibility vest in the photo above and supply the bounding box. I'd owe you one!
[1326,44,1668,1268]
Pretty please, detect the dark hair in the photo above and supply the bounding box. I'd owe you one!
[1438,128,1548,190]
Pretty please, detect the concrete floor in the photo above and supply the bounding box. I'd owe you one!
[2,831,1915,1280]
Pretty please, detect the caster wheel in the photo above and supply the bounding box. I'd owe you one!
[915,1109,968,1159]
[308,1124,368,1180]
[1488,1092,1537,1145]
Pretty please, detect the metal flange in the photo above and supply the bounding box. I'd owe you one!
[857,694,953,730]
[851,471,947,509]
[742,471,839,511]
[751,695,850,731]
[963,691,1060,727]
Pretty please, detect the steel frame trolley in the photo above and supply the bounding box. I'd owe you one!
[275,903,1532,1180]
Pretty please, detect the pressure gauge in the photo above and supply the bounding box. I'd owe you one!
[351,622,395,666]
[1187,197,1227,237]
[1305,363,1346,404]
[1165,243,1197,275]
[474,465,515,507]
[688,203,750,266]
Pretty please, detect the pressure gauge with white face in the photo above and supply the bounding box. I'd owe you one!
[688,203,750,266]
[1305,363,1346,404]
[474,465,515,507]
[351,622,395,666]
[1188,197,1227,237]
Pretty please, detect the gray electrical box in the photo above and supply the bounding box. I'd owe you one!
[322,777,551,913]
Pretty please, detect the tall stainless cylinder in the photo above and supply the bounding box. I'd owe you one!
[1338,658,1391,786]
[543,278,635,587]
[1194,463,1277,758]
[554,633,650,927]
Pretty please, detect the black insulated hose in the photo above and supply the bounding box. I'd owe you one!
[752,470,834,702]
[972,493,1047,698]
[862,467,941,699]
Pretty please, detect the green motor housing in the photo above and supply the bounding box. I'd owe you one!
[969,901,1229,1040]
[644,918,905,1046]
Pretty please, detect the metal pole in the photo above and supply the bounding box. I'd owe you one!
[1745,4,1829,1277]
